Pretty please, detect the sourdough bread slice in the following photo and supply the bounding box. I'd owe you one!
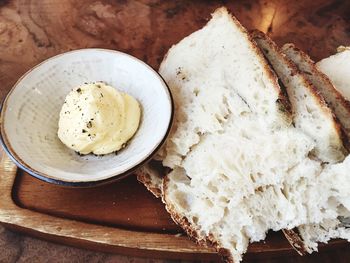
[317,47,350,101]
[281,43,350,147]
[158,8,291,170]
[251,31,347,163]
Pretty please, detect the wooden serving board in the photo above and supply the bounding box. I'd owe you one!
[0,153,349,261]
[0,0,350,261]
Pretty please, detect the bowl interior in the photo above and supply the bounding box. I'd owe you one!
[1,49,172,183]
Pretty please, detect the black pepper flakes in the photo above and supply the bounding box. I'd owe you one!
[76,88,82,93]
[87,121,92,128]
[176,67,182,75]
[82,129,87,133]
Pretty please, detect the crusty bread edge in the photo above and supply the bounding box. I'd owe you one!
[251,30,331,112]
[162,175,235,263]
[282,43,350,148]
[160,7,293,125]
[136,168,162,198]
[136,168,235,262]
[251,30,347,154]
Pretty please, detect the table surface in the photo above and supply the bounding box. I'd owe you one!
[0,0,349,262]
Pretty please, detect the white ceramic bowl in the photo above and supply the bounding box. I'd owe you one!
[0,49,173,186]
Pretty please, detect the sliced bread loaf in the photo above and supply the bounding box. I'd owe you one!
[137,8,350,263]
[251,31,347,163]
[317,47,350,101]
[281,43,350,147]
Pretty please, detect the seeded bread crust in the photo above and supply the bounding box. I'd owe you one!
[281,43,350,149]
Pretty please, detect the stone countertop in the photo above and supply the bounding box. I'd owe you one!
[1,225,350,263]
[0,0,350,262]
[0,225,174,263]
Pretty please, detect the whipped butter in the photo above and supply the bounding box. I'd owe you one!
[58,82,141,155]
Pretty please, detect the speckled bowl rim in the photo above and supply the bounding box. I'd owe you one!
[0,48,174,187]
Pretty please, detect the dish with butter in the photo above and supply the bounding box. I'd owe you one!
[0,49,173,186]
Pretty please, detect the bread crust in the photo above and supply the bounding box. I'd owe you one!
[251,30,347,161]
[136,165,236,263]
[282,43,350,150]
[226,9,292,122]
[136,168,162,198]
[162,175,235,263]
[251,31,329,112]
[159,7,293,126]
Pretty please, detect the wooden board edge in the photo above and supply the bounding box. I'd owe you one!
[1,222,220,261]
[1,153,348,260]
[0,153,219,261]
